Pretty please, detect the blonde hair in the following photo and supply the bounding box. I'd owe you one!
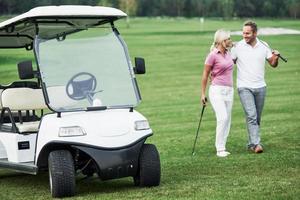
[210,29,231,51]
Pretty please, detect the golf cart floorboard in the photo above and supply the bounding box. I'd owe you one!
[0,158,37,175]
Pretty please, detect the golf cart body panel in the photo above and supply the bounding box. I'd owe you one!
[36,110,152,153]
[72,139,145,180]
[0,6,160,197]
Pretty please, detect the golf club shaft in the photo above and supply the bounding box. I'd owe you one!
[192,105,206,155]
[278,54,288,63]
[259,40,287,63]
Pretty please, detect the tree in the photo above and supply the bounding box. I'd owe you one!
[174,0,185,16]
[0,0,16,14]
[219,0,234,19]
[234,0,256,17]
[119,0,137,16]
[204,0,219,17]
[191,0,205,17]
[97,0,119,7]
[136,0,161,16]
[288,0,300,18]
[0,0,298,18]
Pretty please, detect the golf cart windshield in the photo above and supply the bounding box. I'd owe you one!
[35,25,140,112]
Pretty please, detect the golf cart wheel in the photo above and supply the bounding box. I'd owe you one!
[48,150,76,198]
[134,144,161,187]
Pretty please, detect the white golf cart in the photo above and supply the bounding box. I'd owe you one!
[0,5,160,198]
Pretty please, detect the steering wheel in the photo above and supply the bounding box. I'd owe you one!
[66,72,97,101]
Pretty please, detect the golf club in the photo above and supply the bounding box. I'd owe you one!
[192,103,206,156]
[259,40,288,63]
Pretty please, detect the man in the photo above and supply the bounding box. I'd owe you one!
[231,21,280,153]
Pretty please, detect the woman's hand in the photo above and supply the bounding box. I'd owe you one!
[201,96,208,106]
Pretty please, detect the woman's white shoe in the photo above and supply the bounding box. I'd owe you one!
[217,151,230,157]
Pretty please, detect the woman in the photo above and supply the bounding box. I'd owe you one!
[201,29,234,157]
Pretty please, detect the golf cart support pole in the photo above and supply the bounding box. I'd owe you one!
[192,104,206,156]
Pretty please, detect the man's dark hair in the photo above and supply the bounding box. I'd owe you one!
[243,20,257,33]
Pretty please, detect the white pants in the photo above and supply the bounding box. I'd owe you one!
[209,85,233,152]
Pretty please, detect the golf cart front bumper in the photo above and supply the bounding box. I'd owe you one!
[72,138,146,180]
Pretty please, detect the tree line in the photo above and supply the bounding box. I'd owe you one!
[0,0,299,18]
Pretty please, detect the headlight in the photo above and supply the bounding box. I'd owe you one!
[59,126,86,137]
[135,120,150,131]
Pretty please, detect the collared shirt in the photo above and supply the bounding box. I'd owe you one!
[205,48,234,87]
[231,38,272,88]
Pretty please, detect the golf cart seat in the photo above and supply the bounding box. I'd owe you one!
[0,80,39,106]
[1,88,47,133]
[0,81,40,123]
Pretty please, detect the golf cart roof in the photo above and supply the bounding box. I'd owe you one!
[0,5,127,49]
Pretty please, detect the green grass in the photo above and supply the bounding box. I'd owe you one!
[0,18,299,199]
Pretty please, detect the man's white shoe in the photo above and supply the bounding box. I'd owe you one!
[217,151,230,157]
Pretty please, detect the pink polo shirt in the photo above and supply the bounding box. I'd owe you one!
[205,48,234,87]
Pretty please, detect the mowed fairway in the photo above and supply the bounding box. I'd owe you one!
[0,18,299,200]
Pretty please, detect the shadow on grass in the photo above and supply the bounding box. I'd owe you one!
[0,171,49,184]
[76,176,137,196]
[0,170,142,197]
[0,171,30,179]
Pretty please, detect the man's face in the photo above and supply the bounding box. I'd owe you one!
[242,25,257,44]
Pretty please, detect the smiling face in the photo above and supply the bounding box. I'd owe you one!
[243,25,257,45]
[214,29,233,50]
[223,37,233,49]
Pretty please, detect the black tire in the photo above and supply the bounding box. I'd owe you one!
[48,150,76,198]
[134,144,161,187]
